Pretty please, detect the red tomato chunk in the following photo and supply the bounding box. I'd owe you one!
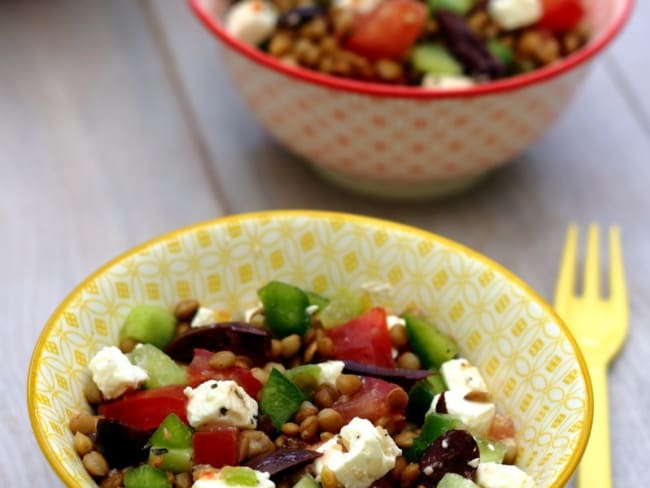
[538,0,585,32]
[193,427,239,468]
[332,376,406,424]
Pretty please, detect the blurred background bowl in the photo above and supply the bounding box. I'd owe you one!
[189,0,632,201]
[28,211,592,487]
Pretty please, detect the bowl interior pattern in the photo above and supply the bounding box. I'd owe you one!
[28,212,591,487]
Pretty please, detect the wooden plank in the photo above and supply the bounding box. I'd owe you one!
[0,1,224,485]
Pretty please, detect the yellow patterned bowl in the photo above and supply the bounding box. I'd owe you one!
[28,211,592,487]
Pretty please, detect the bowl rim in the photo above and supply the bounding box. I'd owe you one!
[28,210,593,488]
[188,0,633,99]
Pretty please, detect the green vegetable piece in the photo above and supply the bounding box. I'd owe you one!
[406,373,447,424]
[487,39,514,67]
[123,465,172,488]
[148,414,193,473]
[405,413,461,462]
[120,304,176,349]
[285,364,322,397]
[475,435,507,464]
[128,344,187,388]
[260,368,305,429]
[319,289,372,329]
[285,364,322,382]
[258,281,310,337]
[292,474,320,488]
[428,0,476,15]
[305,290,330,309]
[410,43,463,76]
[404,314,458,369]
[437,472,480,488]
[222,466,259,486]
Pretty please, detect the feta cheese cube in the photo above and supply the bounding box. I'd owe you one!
[184,380,258,429]
[191,307,218,328]
[225,0,278,46]
[386,315,406,329]
[488,0,543,30]
[88,346,148,400]
[318,360,345,385]
[477,462,536,488]
[441,358,489,394]
[422,73,476,89]
[428,390,495,435]
[314,417,401,488]
[192,466,275,488]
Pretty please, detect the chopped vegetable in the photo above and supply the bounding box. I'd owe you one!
[245,447,322,476]
[222,466,260,486]
[342,360,433,388]
[418,429,480,485]
[291,473,320,488]
[318,289,372,329]
[411,43,464,76]
[438,472,480,488]
[95,419,151,469]
[332,376,407,424]
[538,0,585,32]
[428,0,476,15]
[120,304,176,350]
[123,465,172,488]
[187,348,263,398]
[406,374,447,423]
[148,414,193,473]
[475,435,507,463]
[128,344,187,389]
[258,281,311,337]
[404,412,461,462]
[193,426,238,468]
[259,368,304,429]
[404,314,458,368]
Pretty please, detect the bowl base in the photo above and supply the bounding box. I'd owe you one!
[310,166,486,201]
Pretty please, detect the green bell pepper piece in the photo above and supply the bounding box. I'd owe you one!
[128,344,187,389]
[406,373,447,424]
[120,304,176,349]
[404,412,461,462]
[404,314,458,369]
[259,368,304,429]
[147,414,193,473]
[124,465,171,488]
[222,466,259,486]
[258,281,310,337]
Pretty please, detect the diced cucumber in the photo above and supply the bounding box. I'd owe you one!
[128,344,187,388]
[147,414,193,473]
[428,0,476,15]
[292,474,320,488]
[318,289,372,329]
[405,413,461,462]
[475,435,507,464]
[285,364,322,398]
[259,368,305,429]
[222,466,259,486]
[404,314,458,369]
[120,304,176,349]
[487,39,514,67]
[258,281,311,337]
[410,43,463,76]
[123,465,171,488]
[437,472,480,488]
[406,373,447,424]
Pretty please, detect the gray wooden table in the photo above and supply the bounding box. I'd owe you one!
[2,1,648,486]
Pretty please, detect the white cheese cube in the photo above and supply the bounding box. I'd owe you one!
[318,360,345,385]
[225,0,278,46]
[428,390,495,435]
[88,346,148,400]
[422,74,476,89]
[192,466,275,488]
[441,358,489,394]
[184,380,258,429]
[488,0,542,30]
[477,462,536,488]
[191,307,218,328]
[314,417,401,488]
[386,315,406,329]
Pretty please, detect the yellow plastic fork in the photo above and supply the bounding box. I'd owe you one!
[554,224,629,488]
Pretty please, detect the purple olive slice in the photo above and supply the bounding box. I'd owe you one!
[164,322,271,364]
[95,419,152,468]
[418,429,480,487]
[244,447,322,476]
[342,360,432,388]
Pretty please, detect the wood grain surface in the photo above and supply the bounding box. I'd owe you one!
[1,0,648,486]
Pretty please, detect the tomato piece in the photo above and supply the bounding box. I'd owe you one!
[487,413,516,441]
[325,307,394,368]
[192,426,238,468]
[345,0,427,60]
[332,376,407,424]
[187,349,263,399]
[98,385,188,431]
[537,0,585,32]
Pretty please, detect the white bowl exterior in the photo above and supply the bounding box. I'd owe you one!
[30,213,589,487]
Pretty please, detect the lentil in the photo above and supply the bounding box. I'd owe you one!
[73,432,93,456]
[316,336,335,358]
[314,383,338,408]
[401,462,421,488]
[174,299,199,321]
[69,413,98,435]
[280,334,302,358]
[83,380,103,405]
[175,472,192,488]
[209,350,237,370]
[335,374,361,396]
[396,351,421,370]
[317,408,344,433]
[389,324,409,349]
[99,470,123,488]
[299,414,320,441]
[118,337,137,354]
[83,451,109,477]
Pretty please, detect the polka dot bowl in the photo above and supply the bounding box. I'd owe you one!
[189,0,632,200]
[28,211,592,487]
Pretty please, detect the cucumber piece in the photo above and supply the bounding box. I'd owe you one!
[404,314,458,369]
[318,289,372,329]
[475,435,507,464]
[405,413,462,462]
[428,0,476,15]
[437,472,480,488]
[406,373,447,424]
[222,466,260,486]
[123,465,171,488]
[258,281,311,337]
[487,39,514,67]
[410,43,463,76]
[120,304,176,349]
[259,368,305,429]
[293,474,320,488]
[147,413,193,473]
[128,344,187,388]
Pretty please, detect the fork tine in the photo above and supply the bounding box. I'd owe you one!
[608,226,628,308]
[554,223,579,314]
[583,224,601,299]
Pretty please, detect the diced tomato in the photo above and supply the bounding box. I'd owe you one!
[345,0,427,60]
[192,426,238,468]
[537,0,585,32]
[332,376,407,424]
[325,307,394,368]
[98,385,188,431]
[187,349,263,399]
[488,413,517,441]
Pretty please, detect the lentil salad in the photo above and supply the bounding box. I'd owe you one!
[69,280,535,488]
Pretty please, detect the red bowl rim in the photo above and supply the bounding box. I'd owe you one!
[189,0,634,99]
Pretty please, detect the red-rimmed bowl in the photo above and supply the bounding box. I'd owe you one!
[189,0,633,200]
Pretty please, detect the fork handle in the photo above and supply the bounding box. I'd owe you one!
[578,361,612,488]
